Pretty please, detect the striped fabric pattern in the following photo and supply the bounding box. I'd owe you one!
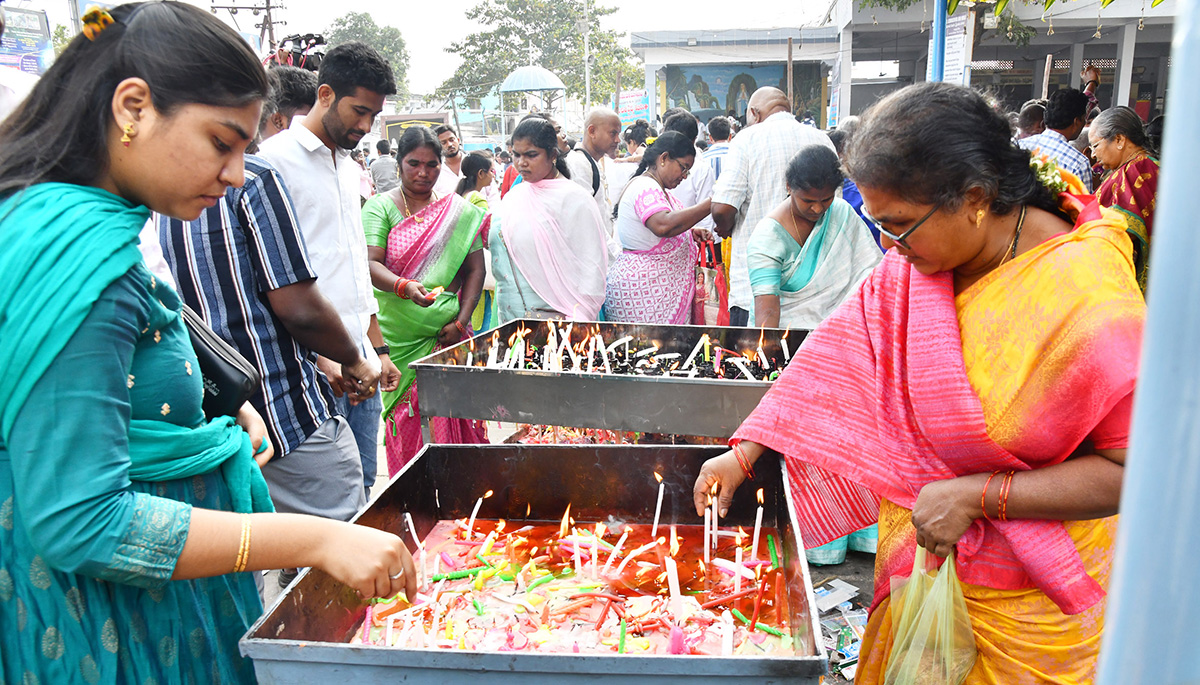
[157,155,336,456]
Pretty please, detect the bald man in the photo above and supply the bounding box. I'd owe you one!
[710,87,836,326]
[567,107,623,235]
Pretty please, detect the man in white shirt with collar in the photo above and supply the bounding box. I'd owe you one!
[259,41,401,500]
[432,124,463,197]
[711,87,835,326]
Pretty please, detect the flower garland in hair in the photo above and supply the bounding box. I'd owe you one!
[1030,152,1085,196]
[81,6,116,41]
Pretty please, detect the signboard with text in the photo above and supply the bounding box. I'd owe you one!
[0,7,52,75]
[927,12,973,86]
[379,112,451,146]
[616,89,650,126]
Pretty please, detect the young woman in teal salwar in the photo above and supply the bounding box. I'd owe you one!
[0,4,416,683]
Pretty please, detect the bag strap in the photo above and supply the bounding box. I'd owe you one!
[578,147,601,196]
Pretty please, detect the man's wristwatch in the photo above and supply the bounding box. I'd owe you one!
[374,344,390,356]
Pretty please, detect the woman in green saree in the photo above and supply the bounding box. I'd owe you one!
[363,126,490,474]
[0,5,415,683]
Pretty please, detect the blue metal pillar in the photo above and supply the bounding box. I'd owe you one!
[1097,0,1200,681]
[930,0,947,81]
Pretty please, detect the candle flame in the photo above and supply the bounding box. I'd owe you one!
[483,490,494,499]
[469,338,476,350]
[698,560,706,576]
[508,332,519,345]
[496,519,506,533]
[654,471,663,484]
[656,536,666,546]
[710,482,718,496]
[737,526,747,542]
[559,504,571,539]
[669,526,681,557]
[758,328,765,349]
[757,488,764,505]
[526,502,531,517]
[595,522,606,538]
[782,329,789,340]
[756,565,763,580]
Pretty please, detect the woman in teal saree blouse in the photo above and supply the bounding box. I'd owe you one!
[0,5,414,683]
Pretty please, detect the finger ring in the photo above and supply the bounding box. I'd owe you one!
[389,570,404,580]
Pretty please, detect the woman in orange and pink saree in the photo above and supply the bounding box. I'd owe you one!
[694,83,1145,684]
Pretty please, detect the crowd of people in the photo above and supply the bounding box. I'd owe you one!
[0,1,1164,683]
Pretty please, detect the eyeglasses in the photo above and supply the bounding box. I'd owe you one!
[674,158,691,179]
[862,203,940,250]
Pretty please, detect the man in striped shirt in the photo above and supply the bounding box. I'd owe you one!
[158,155,379,533]
[702,115,733,181]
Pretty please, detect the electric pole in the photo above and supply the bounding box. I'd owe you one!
[211,0,284,49]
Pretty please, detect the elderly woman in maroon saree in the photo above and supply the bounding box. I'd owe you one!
[1088,106,1159,290]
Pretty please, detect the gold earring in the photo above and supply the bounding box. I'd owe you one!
[976,208,986,229]
[120,123,135,147]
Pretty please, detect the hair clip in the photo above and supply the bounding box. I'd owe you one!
[644,136,657,145]
[81,6,115,41]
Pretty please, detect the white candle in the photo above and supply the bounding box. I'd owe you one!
[605,335,632,356]
[730,357,755,380]
[466,489,492,540]
[711,485,719,550]
[703,505,711,564]
[596,334,612,374]
[487,344,498,368]
[573,529,582,576]
[386,616,395,646]
[734,545,743,594]
[664,556,683,621]
[757,346,768,369]
[682,334,708,370]
[782,334,791,361]
[542,334,554,371]
[751,489,764,562]
[418,547,426,588]
[613,537,662,576]
[651,472,665,538]
[466,351,473,367]
[601,529,629,576]
[586,336,595,374]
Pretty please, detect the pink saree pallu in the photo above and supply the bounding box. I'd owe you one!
[604,231,699,324]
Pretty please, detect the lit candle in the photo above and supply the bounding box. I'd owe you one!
[586,336,596,374]
[710,483,719,549]
[664,555,683,621]
[466,351,473,367]
[486,344,498,368]
[781,330,791,361]
[466,489,493,540]
[596,334,612,374]
[751,488,764,562]
[602,528,630,576]
[734,545,743,594]
[651,472,665,538]
[703,500,711,564]
[757,346,768,370]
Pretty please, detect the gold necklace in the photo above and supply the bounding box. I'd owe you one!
[400,188,436,223]
[997,205,1027,268]
[788,203,807,244]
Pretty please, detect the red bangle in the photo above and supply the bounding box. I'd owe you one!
[732,442,755,480]
[455,320,468,339]
[394,278,410,299]
[998,471,1015,522]
[980,471,999,522]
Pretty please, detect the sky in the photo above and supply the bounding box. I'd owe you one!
[14,0,829,94]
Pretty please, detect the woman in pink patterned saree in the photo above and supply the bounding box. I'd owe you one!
[605,131,713,324]
[363,126,489,474]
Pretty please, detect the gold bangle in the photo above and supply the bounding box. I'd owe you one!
[233,514,252,573]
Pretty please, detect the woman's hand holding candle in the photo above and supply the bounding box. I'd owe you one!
[693,442,765,517]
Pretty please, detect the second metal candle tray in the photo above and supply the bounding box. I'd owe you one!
[409,320,809,439]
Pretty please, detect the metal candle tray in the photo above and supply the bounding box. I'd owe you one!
[410,320,809,439]
[241,444,828,683]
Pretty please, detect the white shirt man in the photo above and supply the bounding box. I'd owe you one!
[712,100,835,323]
[566,108,624,235]
[260,120,379,365]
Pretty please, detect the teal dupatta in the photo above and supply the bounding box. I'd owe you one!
[0,183,271,513]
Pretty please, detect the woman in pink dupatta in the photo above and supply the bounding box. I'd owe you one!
[493,117,613,322]
[605,131,713,324]
[362,127,489,474]
[693,84,1144,683]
